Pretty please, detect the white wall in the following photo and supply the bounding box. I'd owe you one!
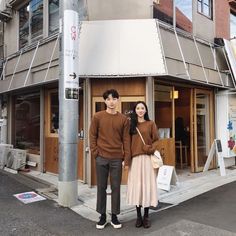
[87,0,152,20]
[216,92,236,158]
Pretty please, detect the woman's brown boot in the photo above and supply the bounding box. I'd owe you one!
[143,217,151,228]
[135,217,143,228]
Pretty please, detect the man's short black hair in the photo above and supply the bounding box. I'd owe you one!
[103,89,119,100]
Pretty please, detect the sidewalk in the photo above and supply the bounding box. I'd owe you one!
[20,167,236,222]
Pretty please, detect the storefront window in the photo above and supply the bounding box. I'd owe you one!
[19,0,43,48]
[49,0,59,35]
[154,85,173,139]
[197,0,212,19]
[230,13,236,39]
[14,92,40,155]
[50,92,59,134]
[153,0,174,26]
[175,0,192,33]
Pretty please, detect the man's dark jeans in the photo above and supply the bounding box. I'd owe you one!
[96,156,122,215]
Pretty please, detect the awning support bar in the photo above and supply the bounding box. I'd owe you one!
[23,41,40,87]
[193,36,209,84]
[174,29,191,80]
[43,34,59,82]
[8,50,22,91]
[209,42,224,87]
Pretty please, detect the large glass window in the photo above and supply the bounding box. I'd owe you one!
[19,3,29,48]
[31,0,43,42]
[197,0,212,19]
[230,13,236,39]
[19,0,43,48]
[14,92,40,155]
[49,0,59,35]
[175,0,192,33]
[50,91,59,134]
[153,0,174,26]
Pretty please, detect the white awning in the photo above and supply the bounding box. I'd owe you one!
[79,19,166,76]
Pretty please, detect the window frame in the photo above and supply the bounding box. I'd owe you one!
[48,0,59,36]
[18,0,44,49]
[197,0,213,19]
[230,11,236,39]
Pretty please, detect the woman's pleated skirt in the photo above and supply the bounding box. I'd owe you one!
[126,154,158,208]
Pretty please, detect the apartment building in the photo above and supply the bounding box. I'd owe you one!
[0,0,235,185]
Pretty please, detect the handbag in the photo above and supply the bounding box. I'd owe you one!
[136,127,163,169]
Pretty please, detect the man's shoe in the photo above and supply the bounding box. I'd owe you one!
[135,217,143,228]
[143,217,151,228]
[96,214,107,229]
[111,214,122,229]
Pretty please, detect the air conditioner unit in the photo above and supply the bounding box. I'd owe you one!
[6,148,26,170]
[0,144,13,169]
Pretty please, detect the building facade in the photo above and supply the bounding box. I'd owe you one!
[0,0,236,185]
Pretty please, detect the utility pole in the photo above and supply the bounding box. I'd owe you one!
[58,0,79,207]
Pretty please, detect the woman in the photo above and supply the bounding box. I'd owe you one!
[127,101,159,228]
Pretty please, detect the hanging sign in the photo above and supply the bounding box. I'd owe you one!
[63,10,79,100]
[157,165,178,191]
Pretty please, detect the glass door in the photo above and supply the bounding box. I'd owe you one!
[193,89,215,172]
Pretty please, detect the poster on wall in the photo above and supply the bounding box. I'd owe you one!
[227,101,236,156]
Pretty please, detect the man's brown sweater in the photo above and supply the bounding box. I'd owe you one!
[131,120,159,158]
[89,110,131,165]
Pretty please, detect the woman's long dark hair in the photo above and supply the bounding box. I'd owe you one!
[129,101,150,135]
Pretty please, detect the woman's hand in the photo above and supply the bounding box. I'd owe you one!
[142,144,152,154]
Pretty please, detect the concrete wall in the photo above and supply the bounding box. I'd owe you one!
[4,10,18,56]
[87,0,152,20]
[192,0,215,42]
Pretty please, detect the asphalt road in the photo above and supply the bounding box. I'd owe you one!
[1,169,236,236]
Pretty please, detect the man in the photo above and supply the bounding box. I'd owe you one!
[89,89,131,229]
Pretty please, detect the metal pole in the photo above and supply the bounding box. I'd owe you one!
[58,0,79,207]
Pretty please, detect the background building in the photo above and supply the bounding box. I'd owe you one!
[0,0,236,185]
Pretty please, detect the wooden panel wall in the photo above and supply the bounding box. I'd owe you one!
[45,137,84,179]
[91,78,146,96]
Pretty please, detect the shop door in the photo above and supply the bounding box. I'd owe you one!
[44,89,84,180]
[91,96,145,185]
[192,89,215,172]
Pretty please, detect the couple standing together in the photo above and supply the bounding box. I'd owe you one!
[89,89,159,230]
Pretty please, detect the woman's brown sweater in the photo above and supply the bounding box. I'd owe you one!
[131,120,159,158]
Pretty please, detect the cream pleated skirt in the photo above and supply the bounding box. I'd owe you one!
[126,154,158,208]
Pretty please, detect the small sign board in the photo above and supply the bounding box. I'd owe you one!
[157,165,178,191]
[203,139,226,176]
[14,191,46,204]
[215,139,222,153]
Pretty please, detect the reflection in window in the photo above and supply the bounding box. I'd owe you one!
[14,92,40,155]
[19,0,43,48]
[19,3,29,48]
[49,0,59,35]
[230,13,236,39]
[50,92,59,133]
[30,0,43,42]
[197,0,212,19]
[175,0,192,33]
[153,0,173,26]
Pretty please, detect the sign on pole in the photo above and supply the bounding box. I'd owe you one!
[63,10,79,100]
